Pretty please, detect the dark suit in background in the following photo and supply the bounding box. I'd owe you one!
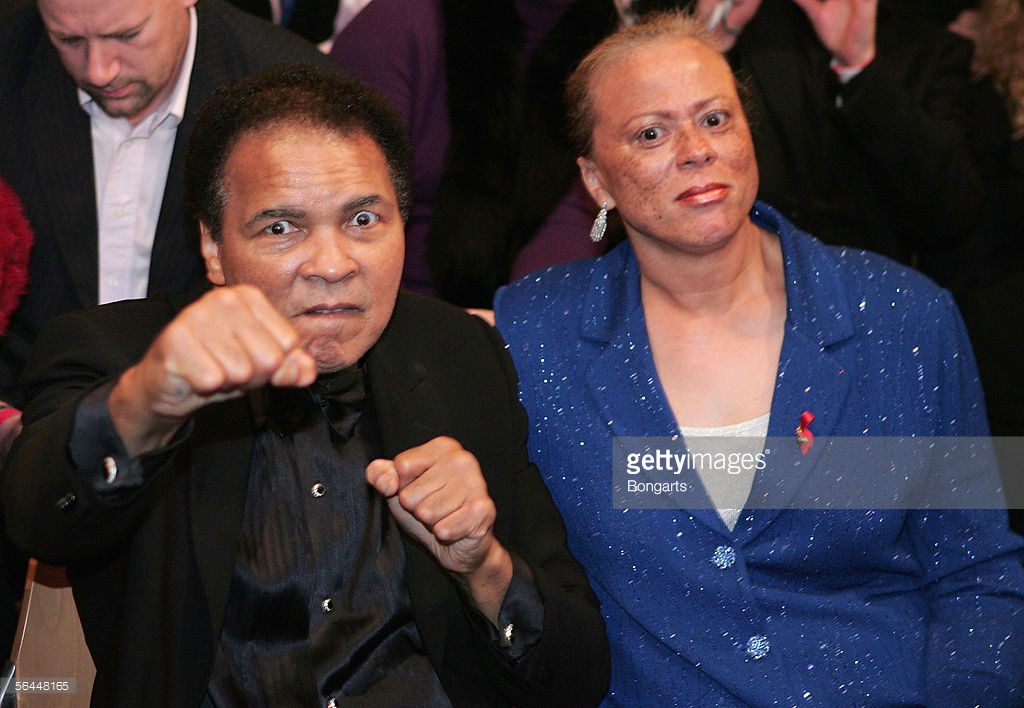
[0,0,335,407]
[224,0,342,44]
[3,291,609,706]
[728,0,982,274]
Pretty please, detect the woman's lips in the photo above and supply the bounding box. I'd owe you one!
[676,184,729,205]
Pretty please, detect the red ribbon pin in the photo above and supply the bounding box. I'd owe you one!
[796,410,815,455]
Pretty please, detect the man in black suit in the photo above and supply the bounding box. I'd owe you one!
[685,0,981,271]
[2,65,609,706]
[0,0,336,409]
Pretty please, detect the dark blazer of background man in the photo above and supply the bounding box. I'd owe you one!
[2,65,609,706]
[0,0,335,406]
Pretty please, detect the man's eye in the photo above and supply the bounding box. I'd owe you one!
[265,220,298,235]
[349,210,380,227]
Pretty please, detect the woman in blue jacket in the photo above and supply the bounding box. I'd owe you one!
[495,11,1024,706]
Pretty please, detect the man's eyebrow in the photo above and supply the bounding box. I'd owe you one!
[243,207,307,232]
[100,21,146,39]
[343,195,384,212]
[51,19,147,42]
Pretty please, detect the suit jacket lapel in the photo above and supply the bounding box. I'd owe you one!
[187,397,255,642]
[363,295,455,669]
[364,299,449,455]
[148,2,222,297]
[23,40,98,307]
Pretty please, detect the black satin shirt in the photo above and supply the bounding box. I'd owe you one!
[206,370,451,707]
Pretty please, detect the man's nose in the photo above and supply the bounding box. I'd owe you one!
[299,231,358,283]
[86,41,119,88]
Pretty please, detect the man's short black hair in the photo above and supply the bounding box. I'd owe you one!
[186,63,411,239]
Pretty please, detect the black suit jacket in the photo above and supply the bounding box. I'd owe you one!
[0,0,336,406]
[2,291,610,706]
[224,0,342,44]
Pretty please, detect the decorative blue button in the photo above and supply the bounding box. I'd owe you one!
[711,546,736,569]
[746,635,770,660]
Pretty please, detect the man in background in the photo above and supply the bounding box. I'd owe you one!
[0,0,335,407]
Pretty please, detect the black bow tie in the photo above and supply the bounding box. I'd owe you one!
[309,365,366,440]
[258,365,366,440]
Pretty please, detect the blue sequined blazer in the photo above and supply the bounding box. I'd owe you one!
[495,202,1024,706]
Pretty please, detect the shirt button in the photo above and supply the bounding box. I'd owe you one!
[311,482,325,498]
[55,492,78,512]
[102,456,118,484]
[746,635,770,660]
[711,545,736,569]
[321,597,333,614]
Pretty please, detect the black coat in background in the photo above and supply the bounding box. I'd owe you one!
[3,291,610,706]
[729,0,982,272]
[224,0,341,44]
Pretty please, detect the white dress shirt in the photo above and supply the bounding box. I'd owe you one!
[80,7,197,305]
[318,0,374,53]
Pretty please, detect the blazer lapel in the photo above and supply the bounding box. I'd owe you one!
[735,327,851,543]
[581,246,728,534]
[23,41,98,307]
[735,204,856,543]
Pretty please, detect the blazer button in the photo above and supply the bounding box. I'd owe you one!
[746,635,770,660]
[711,546,736,569]
[55,492,77,512]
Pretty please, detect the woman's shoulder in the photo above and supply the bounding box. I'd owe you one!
[766,203,956,324]
[495,245,630,332]
[824,242,958,325]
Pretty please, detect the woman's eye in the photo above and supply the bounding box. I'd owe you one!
[638,127,663,142]
[349,210,380,227]
[265,220,297,235]
[703,111,729,128]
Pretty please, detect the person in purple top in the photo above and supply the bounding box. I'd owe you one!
[330,0,616,303]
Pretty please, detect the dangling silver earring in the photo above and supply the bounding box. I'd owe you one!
[589,202,608,243]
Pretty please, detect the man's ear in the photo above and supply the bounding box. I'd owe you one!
[577,156,616,211]
[199,222,226,286]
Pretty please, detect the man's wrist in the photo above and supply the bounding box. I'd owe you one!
[830,49,876,83]
[108,366,183,457]
[461,540,514,627]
